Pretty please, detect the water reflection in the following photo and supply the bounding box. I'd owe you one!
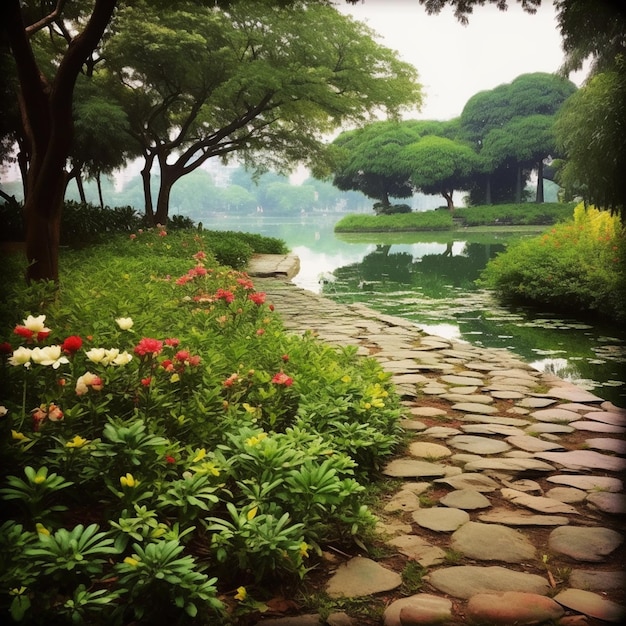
[201,213,626,406]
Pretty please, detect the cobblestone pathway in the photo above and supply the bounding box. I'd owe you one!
[247,258,625,626]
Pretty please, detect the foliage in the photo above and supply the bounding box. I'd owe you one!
[454,202,575,226]
[334,211,454,233]
[478,203,626,322]
[0,229,402,624]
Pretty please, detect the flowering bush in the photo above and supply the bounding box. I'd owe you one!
[479,203,626,322]
[0,231,402,624]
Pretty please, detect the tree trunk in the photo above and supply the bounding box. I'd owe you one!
[442,189,454,211]
[141,153,155,225]
[536,160,544,203]
[154,159,183,226]
[515,165,522,203]
[485,174,492,205]
[3,0,117,283]
[96,172,105,208]
[76,175,87,204]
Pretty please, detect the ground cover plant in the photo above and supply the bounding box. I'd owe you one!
[334,202,574,233]
[478,203,626,323]
[0,228,402,625]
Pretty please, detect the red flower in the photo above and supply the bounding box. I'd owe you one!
[269,304,275,311]
[61,335,83,354]
[165,455,176,464]
[237,277,254,290]
[215,289,235,304]
[271,372,293,386]
[223,373,238,387]
[281,354,289,362]
[193,251,207,262]
[158,230,167,237]
[36,330,51,342]
[141,377,152,387]
[0,342,13,354]
[248,292,266,306]
[134,338,163,357]
[14,326,34,340]
[161,359,174,372]
[188,355,201,367]
[165,338,180,348]
[256,328,265,336]
[175,350,190,362]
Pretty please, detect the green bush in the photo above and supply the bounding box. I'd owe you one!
[335,211,453,232]
[454,202,576,227]
[0,230,402,624]
[373,202,412,215]
[478,204,626,322]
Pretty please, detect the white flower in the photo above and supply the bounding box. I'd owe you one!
[0,406,8,417]
[103,348,120,365]
[30,345,69,369]
[111,351,133,366]
[115,317,134,330]
[9,346,32,367]
[86,348,106,364]
[23,315,50,333]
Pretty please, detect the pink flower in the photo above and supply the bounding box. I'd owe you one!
[130,234,137,240]
[193,251,207,262]
[215,289,235,304]
[161,359,174,372]
[158,230,167,237]
[134,338,163,357]
[75,372,104,395]
[256,328,265,336]
[175,275,193,286]
[165,338,180,348]
[237,277,254,290]
[248,292,266,306]
[223,373,238,387]
[188,355,201,367]
[175,350,190,362]
[271,372,293,386]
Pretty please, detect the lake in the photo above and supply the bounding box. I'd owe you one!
[201,212,626,407]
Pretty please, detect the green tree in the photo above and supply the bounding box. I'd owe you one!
[404,135,482,210]
[104,0,421,225]
[329,121,424,211]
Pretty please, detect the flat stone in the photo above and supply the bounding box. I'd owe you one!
[450,521,536,563]
[502,478,543,494]
[257,614,323,626]
[536,450,626,472]
[553,588,625,623]
[383,458,448,478]
[517,397,558,408]
[439,488,491,510]
[383,489,422,513]
[426,565,550,599]
[447,435,511,455]
[412,507,469,532]
[461,414,531,426]
[392,373,429,385]
[558,402,603,413]
[586,491,626,514]
[326,557,402,598]
[529,408,581,423]
[452,402,500,414]
[442,393,493,404]
[386,535,446,567]
[569,569,626,591]
[478,508,569,526]
[545,487,587,503]
[489,368,538,380]
[422,426,461,438]
[501,488,579,515]
[399,419,428,431]
[569,420,626,433]
[490,390,525,399]
[583,410,626,426]
[408,406,448,417]
[467,591,564,625]
[506,434,564,452]
[464,457,555,473]
[440,374,484,386]
[526,422,574,434]
[546,474,623,492]
[408,441,452,459]
[383,594,452,626]
[440,385,478,394]
[461,423,526,436]
[543,387,605,403]
[434,473,499,492]
[548,526,624,562]
[584,437,626,454]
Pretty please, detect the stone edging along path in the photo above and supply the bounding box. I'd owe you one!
[246,256,625,626]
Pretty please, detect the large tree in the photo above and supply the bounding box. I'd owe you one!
[404,135,482,210]
[103,0,421,225]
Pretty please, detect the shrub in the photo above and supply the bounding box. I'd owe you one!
[454,202,576,227]
[335,211,453,232]
[373,202,412,215]
[478,203,626,322]
[0,230,401,623]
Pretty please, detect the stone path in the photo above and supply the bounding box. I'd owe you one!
[247,257,625,626]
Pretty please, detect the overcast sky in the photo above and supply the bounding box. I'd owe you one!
[335,0,586,121]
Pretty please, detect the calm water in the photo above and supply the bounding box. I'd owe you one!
[202,212,626,407]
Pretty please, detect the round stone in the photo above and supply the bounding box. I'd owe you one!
[412,507,469,532]
[548,526,624,562]
[439,488,491,510]
[467,591,564,625]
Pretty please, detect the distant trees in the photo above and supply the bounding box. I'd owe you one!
[327,73,575,211]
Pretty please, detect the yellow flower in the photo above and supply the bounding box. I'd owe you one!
[244,432,268,447]
[170,373,180,383]
[341,375,352,384]
[246,506,258,521]
[234,586,247,602]
[299,542,310,558]
[124,556,140,567]
[192,448,206,463]
[120,473,137,488]
[66,435,89,449]
[36,522,50,536]
[192,461,220,477]
[11,430,30,442]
